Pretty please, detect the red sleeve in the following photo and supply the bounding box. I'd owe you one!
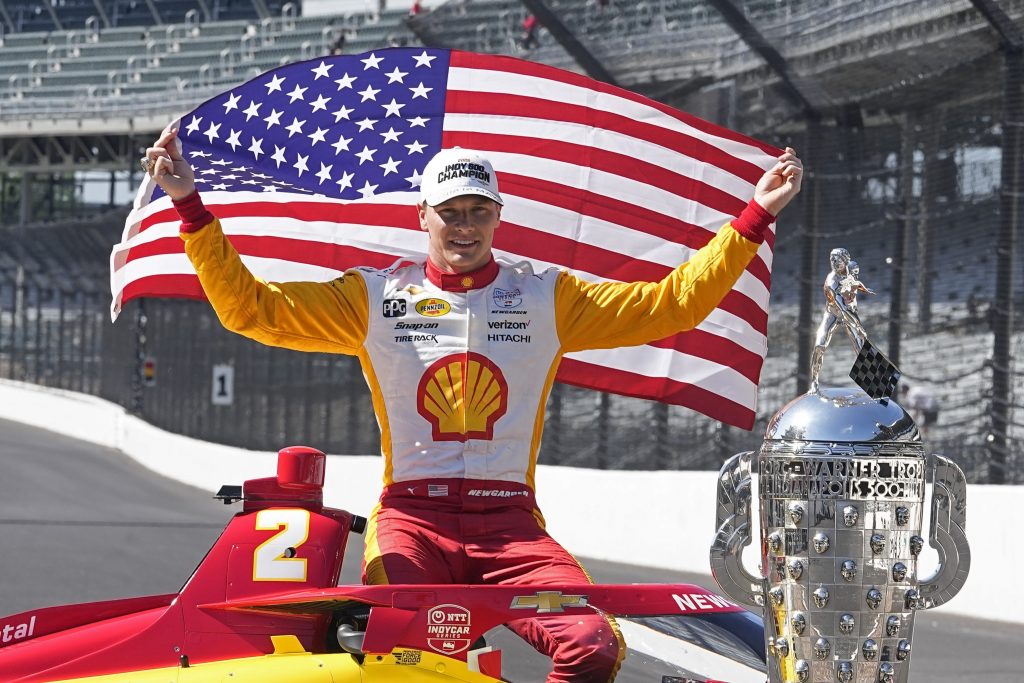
[172,191,215,233]
[729,199,775,244]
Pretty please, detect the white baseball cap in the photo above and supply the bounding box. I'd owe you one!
[419,148,503,207]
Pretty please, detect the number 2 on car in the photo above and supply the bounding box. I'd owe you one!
[252,508,310,581]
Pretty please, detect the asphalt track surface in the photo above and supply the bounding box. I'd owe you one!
[1,418,1022,682]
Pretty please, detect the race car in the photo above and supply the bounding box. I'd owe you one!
[0,446,766,682]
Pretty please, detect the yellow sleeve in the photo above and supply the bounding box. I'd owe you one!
[555,225,760,353]
[181,218,368,354]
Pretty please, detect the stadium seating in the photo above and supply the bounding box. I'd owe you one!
[0,3,418,119]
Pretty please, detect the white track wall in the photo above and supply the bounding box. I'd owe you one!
[0,378,1016,624]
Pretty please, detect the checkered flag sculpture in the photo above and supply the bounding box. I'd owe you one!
[850,338,901,400]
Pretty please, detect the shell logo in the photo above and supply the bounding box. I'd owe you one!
[415,298,452,317]
[417,352,508,441]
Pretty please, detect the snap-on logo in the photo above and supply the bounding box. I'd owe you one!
[426,604,471,655]
[415,298,452,317]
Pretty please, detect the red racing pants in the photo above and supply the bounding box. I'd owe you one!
[363,478,625,682]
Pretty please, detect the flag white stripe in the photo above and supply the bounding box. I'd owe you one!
[567,346,758,409]
[442,112,757,201]
[448,66,775,173]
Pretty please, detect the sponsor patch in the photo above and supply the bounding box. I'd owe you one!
[383,298,407,318]
[394,321,439,331]
[487,334,530,343]
[415,298,452,317]
[426,604,471,655]
[510,591,588,614]
[672,592,736,612]
[487,320,529,330]
[395,649,422,665]
[394,334,438,344]
[492,287,522,309]
[467,489,529,498]
[1,615,36,645]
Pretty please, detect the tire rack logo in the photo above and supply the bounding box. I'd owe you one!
[426,604,471,655]
[383,298,407,318]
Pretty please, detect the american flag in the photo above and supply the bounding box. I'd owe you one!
[110,48,780,430]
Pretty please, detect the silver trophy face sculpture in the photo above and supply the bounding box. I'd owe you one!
[710,249,970,683]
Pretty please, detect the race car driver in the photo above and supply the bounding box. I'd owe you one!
[144,128,802,682]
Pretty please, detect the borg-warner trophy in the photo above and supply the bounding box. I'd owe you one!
[710,248,970,683]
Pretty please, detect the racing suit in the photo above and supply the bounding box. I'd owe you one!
[175,191,773,682]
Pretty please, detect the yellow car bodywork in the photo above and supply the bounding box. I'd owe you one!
[48,636,501,683]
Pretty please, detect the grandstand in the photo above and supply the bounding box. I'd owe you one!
[0,0,1021,483]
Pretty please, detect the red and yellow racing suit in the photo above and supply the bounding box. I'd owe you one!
[176,192,773,682]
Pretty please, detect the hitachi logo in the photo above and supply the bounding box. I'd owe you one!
[2,615,36,643]
[488,320,529,329]
[487,334,530,343]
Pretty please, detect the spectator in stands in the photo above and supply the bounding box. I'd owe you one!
[409,0,423,16]
[967,292,979,323]
[902,383,940,436]
[329,32,346,56]
[144,128,803,682]
[520,13,540,49]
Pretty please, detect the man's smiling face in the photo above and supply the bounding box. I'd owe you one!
[418,194,502,273]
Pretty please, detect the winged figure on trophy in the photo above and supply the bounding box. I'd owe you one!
[809,247,899,400]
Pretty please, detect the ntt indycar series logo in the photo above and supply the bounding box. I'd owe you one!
[426,604,472,654]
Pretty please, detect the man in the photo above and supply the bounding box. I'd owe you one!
[144,129,802,681]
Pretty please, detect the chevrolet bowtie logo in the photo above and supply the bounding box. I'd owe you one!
[510,591,589,613]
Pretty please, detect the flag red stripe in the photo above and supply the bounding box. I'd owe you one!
[121,274,206,302]
[496,173,773,291]
[441,129,746,220]
[450,51,783,159]
[648,329,764,385]
[445,89,767,185]
[556,357,756,429]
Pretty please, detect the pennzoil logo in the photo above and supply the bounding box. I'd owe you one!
[510,591,589,614]
[415,298,452,317]
[426,604,472,655]
[417,352,508,441]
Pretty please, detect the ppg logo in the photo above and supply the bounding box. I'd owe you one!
[383,299,407,318]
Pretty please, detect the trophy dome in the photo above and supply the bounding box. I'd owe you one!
[764,387,919,442]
